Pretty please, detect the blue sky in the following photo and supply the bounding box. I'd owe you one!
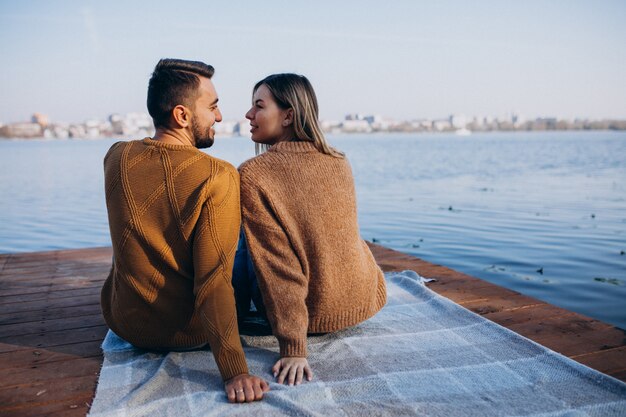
[1,0,625,123]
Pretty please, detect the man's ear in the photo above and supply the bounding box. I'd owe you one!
[171,105,191,128]
[283,108,294,127]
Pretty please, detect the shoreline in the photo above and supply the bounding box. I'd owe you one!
[2,128,626,142]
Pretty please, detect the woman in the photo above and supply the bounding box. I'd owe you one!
[235,73,387,387]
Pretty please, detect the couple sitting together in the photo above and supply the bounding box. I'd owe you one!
[100,58,387,404]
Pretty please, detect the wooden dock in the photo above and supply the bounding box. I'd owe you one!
[0,245,624,416]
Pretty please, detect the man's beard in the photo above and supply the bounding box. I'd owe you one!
[191,115,214,149]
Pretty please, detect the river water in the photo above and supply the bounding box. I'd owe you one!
[1,131,625,329]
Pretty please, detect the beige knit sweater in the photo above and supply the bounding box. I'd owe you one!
[101,138,248,381]
[239,140,387,358]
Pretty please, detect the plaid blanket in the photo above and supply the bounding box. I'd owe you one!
[89,270,626,416]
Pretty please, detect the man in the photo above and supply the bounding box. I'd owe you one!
[101,58,269,403]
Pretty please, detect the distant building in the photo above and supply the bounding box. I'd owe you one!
[363,115,380,124]
[0,122,42,138]
[107,112,154,138]
[68,124,86,138]
[48,123,70,139]
[320,120,342,134]
[109,114,125,135]
[411,119,432,131]
[432,119,452,131]
[84,119,106,138]
[234,120,251,137]
[363,115,394,131]
[449,114,467,129]
[345,113,365,121]
[534,117,558,130]
[214,120,236,136]
[32,113,49,128]
[341,119,372,133]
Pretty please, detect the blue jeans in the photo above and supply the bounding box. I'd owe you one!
[232,230,266,320]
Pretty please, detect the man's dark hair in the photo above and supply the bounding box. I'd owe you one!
[147,58,215,129]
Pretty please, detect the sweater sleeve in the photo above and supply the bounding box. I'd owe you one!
[192,164,249,381]
[240,180,309,358]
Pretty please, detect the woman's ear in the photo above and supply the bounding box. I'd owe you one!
[171,105,191,128]
[282,108,294,127]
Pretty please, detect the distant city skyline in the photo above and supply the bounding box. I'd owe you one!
[3,109,625,140]
[1,1,625,124]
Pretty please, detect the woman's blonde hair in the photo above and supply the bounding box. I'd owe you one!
[253,73,344,158]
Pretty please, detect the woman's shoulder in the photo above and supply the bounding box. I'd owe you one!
[237,153,276,188]
[237,144,290,173]
[238,154,264,176]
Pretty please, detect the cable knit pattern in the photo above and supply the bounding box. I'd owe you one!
[239,141,387,358]
[101,138,248,381]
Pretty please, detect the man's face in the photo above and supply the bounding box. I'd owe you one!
[191,77,222,149]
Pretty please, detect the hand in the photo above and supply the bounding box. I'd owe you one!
[272,357,313,386]
[224,373,270,403]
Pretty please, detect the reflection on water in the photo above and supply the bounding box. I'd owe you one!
[1,131,625,329]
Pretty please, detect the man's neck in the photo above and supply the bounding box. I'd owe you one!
[152,128,195,147]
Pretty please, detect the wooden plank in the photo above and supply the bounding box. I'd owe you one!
[611,369,626,382]
[0,292,101,316]
[0,268,106,282]
[0,277,105,297]
[1,246,110,260]
[0,325,108,353]
[0,267,109,284]
[0,374,98,416]
[0,302,102,326]
[530,327,626,357]
[1,257,109,270]
[0,356,102,387]
[0,345,102,371]
[482,303,575,326]
[33,340,104,358]
[4,340,106,359]
[1,395,93,417]
[0,268,107,281]
[506,313,615,339]
[0,340,104,362]
[0,313,104,339]
[571,346,626,376]
[0,262,108,278]
[428,276,505,290]
[0,286,102,305]
[461,293,551,314]
[2,258,97,275]
[0,343,102,416]
[0,282,103,299]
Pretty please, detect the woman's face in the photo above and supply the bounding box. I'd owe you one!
[245,84,292,145]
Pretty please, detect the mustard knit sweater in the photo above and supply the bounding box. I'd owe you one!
[101,138,248,381]
[239,140,387,358]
